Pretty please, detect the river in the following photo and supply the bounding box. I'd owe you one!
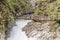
[7,19,37,40]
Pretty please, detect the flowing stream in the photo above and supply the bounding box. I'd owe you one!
[7,19,37,40]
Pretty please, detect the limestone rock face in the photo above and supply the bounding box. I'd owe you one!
[22,22,60,40]
[0,32,5,40]
[29,0,38,7]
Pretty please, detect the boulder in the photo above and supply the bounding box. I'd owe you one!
[22,22,60,40]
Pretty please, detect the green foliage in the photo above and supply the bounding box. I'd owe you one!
[34,8,40,15]
[46,3,57,18]
[50,21,59,32]
[34,0,60,18]
[34,0,60,32]
[0,0,28,32]
[0,2,14,32]
[57,0,60,3]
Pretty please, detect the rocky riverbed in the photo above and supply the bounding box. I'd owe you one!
[22,22,60,40]
[1,0,60,40]
[0,32,5,40]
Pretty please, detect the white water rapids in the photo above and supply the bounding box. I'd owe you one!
[7,19,37,40]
